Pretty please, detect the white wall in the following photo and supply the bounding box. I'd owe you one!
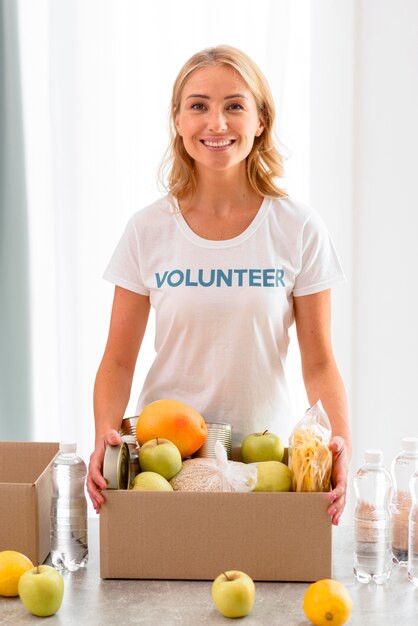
[309,0,418,522]
[309,1,354,521]
[351,0,418,468]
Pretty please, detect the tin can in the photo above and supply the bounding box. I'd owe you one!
[119,415,139,438]
[119,417,140,482]
[120,435,140,482]
[193,422,232,460]
[103,442,130,489]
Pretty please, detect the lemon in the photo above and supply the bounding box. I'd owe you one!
[303,578,352,626]
[0,550,34,597]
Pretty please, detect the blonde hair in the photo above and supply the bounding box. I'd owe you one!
[159,45,287,201]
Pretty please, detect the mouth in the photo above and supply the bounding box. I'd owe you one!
[200,139,235,151]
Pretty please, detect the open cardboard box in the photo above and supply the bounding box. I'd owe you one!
[100,448,332,581]
[0,442,59,565]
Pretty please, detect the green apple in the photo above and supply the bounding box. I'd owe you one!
[211,570,255,618]
[138,438,182,480]
[131,471,173,491]
[253,460,292,492]
[241,430,284,463]
[18,565,64,617]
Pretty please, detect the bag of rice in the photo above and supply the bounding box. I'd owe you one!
[170,441,257,492]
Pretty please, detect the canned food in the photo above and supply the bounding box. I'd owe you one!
[119,415,139,438]
[103,442,130,489]
[120,435,140,481]
[120,415,232,461]
[193,422,232,460]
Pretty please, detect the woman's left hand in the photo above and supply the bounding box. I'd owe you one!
[327,435,349,525]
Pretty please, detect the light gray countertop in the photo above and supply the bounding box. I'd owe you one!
[1,520,417,625]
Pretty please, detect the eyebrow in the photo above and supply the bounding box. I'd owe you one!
[186,93,249,100]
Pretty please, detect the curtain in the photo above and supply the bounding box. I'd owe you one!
[0,0,32,439]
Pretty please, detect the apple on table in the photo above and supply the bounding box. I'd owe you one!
[18,564,64,617]
[212,570,255,618]
[241,430,284,463]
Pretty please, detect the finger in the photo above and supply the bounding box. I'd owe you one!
[89,482,104,513]
[87,472,107,511]
[91,494,104,513]
[328,482,347,509]
[328,500,345,525]
[87,471,104,499]
[327,490,346,523]
[106,429,122,445]
[330,436,346,458]
[89,456,107,491]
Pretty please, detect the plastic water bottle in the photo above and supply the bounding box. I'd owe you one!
[353,449,392,584]
[50,442,88,571]
[390,437,418,565]
[408,469,418,586]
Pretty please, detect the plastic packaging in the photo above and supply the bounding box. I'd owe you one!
[50,442,88,571]
[289,400,332,492]
[170,441,257,492]
[390,437,418,565]
[408,469,418,586]
[353,449,392,584]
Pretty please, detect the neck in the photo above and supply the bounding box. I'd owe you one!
[183,163,260,214]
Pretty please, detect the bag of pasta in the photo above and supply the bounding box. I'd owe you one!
[289,400,332,492]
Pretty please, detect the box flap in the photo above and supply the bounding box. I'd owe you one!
[0,442,59,484]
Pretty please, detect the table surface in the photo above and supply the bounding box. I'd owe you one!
[1,519,417,625]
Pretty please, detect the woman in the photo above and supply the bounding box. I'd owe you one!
[87,45,350,524]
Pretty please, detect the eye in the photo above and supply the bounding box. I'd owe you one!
[190,103,207,111]
[227,103,245,111]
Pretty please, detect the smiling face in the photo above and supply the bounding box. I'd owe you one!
[174,64,265,176]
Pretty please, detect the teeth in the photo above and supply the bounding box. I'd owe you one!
[203,140,232,147]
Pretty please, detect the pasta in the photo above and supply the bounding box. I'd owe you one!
[290,402,333,492]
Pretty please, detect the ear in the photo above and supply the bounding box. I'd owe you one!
[255,119,265,137]
[174,106,182,136]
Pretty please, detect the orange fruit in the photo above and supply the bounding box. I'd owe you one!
[136,399,208,458]
[0,550,34,597]
[303,579,352,626]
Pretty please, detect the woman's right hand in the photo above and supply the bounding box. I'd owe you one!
[87,429,121,513]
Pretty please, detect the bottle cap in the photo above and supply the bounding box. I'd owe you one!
[59,442,77,454]
[365,449,382,465]
[401,437,418,452]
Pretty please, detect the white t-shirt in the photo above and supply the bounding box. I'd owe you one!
[103,194,345,446]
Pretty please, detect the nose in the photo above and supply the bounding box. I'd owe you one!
[208,108,228,133]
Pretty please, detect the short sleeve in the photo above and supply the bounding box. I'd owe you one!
[102,216,149,296]
[293,210,345,297]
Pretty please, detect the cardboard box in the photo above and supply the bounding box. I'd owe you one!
[100,490,332,581]
[0,442,59,565]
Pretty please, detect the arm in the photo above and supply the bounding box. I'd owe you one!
[87,286,150,512]
[293,289,351,525]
